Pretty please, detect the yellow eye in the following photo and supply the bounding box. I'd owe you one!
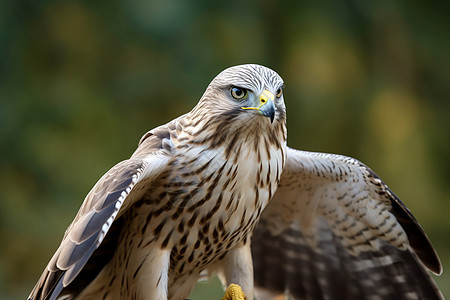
[276,87,283,98]
[231,87,248,100]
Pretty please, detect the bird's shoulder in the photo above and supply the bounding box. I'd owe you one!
[134,117,179,155]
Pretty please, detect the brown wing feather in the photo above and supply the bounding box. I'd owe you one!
[252,147,442,299]
[28,159,148,300]
[28,129,172,300]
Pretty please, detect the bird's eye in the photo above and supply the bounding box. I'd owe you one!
[276,87,283,98]
[230,87,248,100]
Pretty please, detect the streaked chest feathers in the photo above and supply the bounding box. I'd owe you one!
[133,135,285,274]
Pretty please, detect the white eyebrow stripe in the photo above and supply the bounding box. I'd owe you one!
[216,64,284,93]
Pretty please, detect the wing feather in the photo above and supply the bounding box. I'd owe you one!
[28,153,169,300]
[253,147,442,299]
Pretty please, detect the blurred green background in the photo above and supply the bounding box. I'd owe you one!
[0,0,449,299]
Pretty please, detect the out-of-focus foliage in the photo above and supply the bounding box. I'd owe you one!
[0,0,448,299]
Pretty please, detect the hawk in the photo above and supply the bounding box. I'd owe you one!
[29,64,443,300]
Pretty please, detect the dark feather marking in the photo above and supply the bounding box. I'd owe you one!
[187,211,198,227]
[102,291,109,300]
[264,137,271,160]
[188,252,195,263]
[153,218,167,236]
[266,163,271,186]
[108,274,116,288]
[161,229,173,248]
[156,273,162,288]
[132,254,149,279]
[254,186,259,207]
[225,131,240,159]
[203,192,223,222]
[213,228,219,242]
[268,183,272,200]
[179,262,185,273]
[201,222,210,234]
[139,211,152,235]
[172,188,202,220]
[256,165,261,186]
[218,218,225,232]
[140,237,156,249]
[186,169,222,213]
[280,145,285,168]
[225,193,235,210]
[194,240,200,249]
[180,233,188,245]
[225,163,234,177]
[186,197,208,213]
[197,230,204,241]
[177,219,185,233]
[222,175,233,191]
[192,156,215,175]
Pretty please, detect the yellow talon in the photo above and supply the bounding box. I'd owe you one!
[221,283,247,300]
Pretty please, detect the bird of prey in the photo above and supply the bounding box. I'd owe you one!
[29,64,443,300]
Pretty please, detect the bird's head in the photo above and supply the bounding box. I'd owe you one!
[184,64,287,150]
[191,64,286,127]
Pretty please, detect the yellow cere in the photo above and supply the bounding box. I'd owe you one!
[241,89,274,111]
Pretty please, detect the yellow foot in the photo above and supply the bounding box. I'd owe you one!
[222,283,247,300]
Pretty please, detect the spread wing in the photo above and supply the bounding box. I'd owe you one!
[28,150,170,300]
[252,147,443,300]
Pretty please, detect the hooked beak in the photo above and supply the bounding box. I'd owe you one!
[241,89,276,123]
